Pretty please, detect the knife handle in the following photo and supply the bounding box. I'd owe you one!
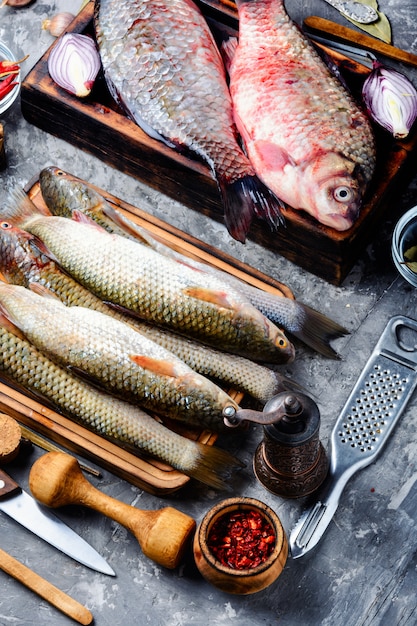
[0,468,21,499]
[0,547,93,624]
[304,16,417,68]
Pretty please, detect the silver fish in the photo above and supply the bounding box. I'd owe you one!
[38,166,348,357]
[0,282,240,432]
[0,305,242,490]
[0,219,292,403]
[2,188,295,364]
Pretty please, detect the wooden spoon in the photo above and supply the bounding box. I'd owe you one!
[29,451,196,569]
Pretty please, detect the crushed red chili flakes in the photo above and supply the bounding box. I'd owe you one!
[207,509,276,570]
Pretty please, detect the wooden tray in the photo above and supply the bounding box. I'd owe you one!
[20,0,417,285]
[0,172,293,495]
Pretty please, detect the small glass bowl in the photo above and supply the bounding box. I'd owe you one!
[0,40,22,116]
[193,497,288,595]
[392,206,417,288]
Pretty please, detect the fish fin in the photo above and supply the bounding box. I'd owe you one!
[220,36,238,74]
[289,302,349,359]
[2,187,43,227]
[71,209,108,230]
[0,308,27,341]
[252,139,297,170]
[28,232,62,264]
[101,204,155,246]
[219,175,285,243]
[130,354,181,378]
[182,286,235,309]
[28,282,62,301]
[183,442,245,491]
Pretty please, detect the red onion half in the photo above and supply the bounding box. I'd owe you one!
[362,62,417,139]
[47,33,101,98]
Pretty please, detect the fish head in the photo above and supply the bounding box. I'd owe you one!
[39,166,104,220]
[0,221,45,285]
[297,152,364,231]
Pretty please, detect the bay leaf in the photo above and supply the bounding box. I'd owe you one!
[402,245,417,273]
[404,260,417,273]
[404,245,417,262]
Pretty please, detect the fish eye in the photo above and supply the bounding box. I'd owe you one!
[333,186,353,203]
[0,221,12,230]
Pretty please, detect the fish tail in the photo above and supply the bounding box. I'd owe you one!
[219,175,285,243]
[290,302,349,359]
[183,442,245,491]
[3,187,48,226]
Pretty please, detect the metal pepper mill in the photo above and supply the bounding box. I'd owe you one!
[253,392,329,498]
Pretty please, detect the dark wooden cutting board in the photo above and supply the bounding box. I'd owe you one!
[0,171,293,495]
[20,0,417,284]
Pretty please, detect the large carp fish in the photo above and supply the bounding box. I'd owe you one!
[94,0,283,242]
[224,0,376,230]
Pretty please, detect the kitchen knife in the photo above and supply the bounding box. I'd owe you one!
[0,467,115,576]
[304,16,417,68]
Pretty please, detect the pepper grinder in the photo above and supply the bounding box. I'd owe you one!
[253,392,329,498]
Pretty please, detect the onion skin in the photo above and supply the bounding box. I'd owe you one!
[362,62,417,139]
[42,13,76,38]
[47,33,101,98]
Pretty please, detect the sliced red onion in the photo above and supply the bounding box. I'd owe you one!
[362,62,417,139]
[47,33,101,98]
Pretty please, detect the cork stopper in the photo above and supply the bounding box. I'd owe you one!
[0,413,21,464]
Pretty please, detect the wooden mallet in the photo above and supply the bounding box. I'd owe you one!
[29,451,196,569]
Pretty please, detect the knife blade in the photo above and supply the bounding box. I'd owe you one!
[0,468,115,576]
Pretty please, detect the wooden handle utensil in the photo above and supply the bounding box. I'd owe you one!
[304,16,417,68]
[29,452,196,569]
[0,547,93,624]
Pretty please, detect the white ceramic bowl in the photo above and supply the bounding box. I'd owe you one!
[0,40,21,116]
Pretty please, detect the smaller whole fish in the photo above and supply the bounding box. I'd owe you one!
[38,166,348,357]
[224,0,376,230]
[94,0,284,242]
[3,189,295,364]
[0,220,291,403]
[0,310,243,490]
[0,282,245,432]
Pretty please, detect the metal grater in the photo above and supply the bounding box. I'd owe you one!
[290,315,417,559]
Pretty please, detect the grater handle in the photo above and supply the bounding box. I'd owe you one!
[289,464,356,559]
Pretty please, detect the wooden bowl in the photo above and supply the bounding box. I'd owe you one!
[193,497,288,595]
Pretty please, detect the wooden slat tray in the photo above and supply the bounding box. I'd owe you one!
[20,0,417,285]
[0,172,293,495]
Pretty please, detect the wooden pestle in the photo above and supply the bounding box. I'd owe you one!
[29,451,196,570]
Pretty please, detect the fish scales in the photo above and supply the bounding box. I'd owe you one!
[0,282,240,431]
[0,316,242,489]
[38,166,348,358]
[226,0,376,230]
[93,0,284,241]
[0,220,289,403]
[5,192,294,363]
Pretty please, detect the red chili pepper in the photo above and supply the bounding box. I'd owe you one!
[0,55,28,76]
[207,509,276,570]
[0,68,18,79]
[0,74,18,100]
